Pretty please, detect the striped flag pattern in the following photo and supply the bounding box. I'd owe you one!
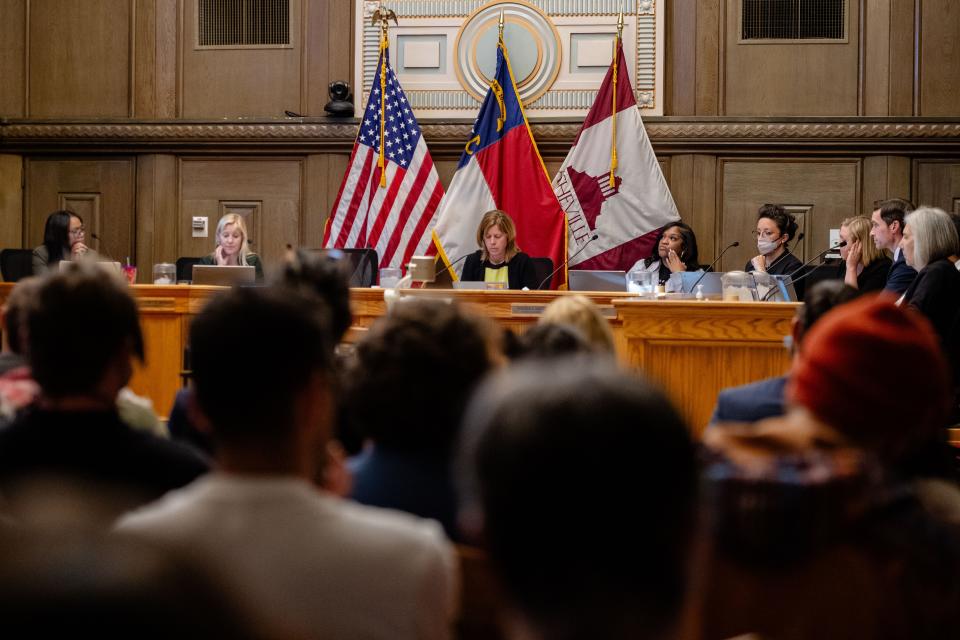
[323,45,443,270]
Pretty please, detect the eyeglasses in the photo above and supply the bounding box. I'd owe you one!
[69,227,86,237]
[752,230,779,241]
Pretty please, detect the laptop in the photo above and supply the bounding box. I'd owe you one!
[568,270,628,292]
[754,272,798,302]
[191,264,256,286]
[678,271,723,295]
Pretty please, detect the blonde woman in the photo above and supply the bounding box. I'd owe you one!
[838,215,891,291]
[540,294,616,355]
[200,214,264,280]
[460,210,537,290]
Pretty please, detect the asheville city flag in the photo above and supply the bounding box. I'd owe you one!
[552,38,679,271]
[432,36,566,288]
[322,39,443,270]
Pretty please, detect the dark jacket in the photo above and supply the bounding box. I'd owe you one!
[831,256,893,293]
[902,259,960,381]
[709,375,789,426]
[199,253,264,280]
[884,250,917,296]
[461,250,538,290]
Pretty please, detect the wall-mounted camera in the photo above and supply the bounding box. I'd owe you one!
[325,81,354,117]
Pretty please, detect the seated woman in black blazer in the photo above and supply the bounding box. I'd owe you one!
[837,215,892,292]
[745,204,804,276]
[460,209,537,290]
[198,213,264,280]
[901,207,960,339]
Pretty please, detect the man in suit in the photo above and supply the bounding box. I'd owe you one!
[870,198,917,295]
[708,281,859,426]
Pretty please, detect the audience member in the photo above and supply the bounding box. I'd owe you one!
[709,280,859,425]
[461,210,538,290]
[0,266,208,526]
[515,323,593,360]
[703,296,960,639]
[459,358,699,640]
[870,198,917,295]
[745,204,803,276]
[627,221,704,287]
[540,294,616,354]
[0,276,41,374]
[199,213,264,280]
[344,298,499,539]
[838,215,892,291]
[31,210,97,275]
[119,286,456,639]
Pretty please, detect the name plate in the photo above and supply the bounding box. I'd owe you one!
[510,304,547,316]
[136,297,177,311]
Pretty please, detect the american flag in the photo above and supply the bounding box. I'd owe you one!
[323,46,443,270]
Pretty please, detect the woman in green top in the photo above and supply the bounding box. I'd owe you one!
[200,213,264,280]
[460,210,537,290]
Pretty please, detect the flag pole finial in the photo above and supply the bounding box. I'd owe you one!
[498,10,505,40]
[617,9,625,40]
[371,3,398,188]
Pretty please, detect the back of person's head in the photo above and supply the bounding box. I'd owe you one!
[27,266,143,398]
[2,277,43,355]
[189,286,335,445]
[757,204,799,245]
[875,198,915,231]
[42,210,80,263]
[795,280,860,344]
[275,249,352,341]
[540,295,616,354]
[343,298,496,453]
[516,322,593,360]
[905,207,959,270]
[788,295,950,462]
[460,358,698,639]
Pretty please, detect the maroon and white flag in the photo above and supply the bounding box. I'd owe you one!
[552,41,679,271]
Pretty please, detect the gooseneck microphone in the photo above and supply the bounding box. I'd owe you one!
[434,251,474,278]
[760,240,846,301]
[537,233,599,290]
[689,240,740,292]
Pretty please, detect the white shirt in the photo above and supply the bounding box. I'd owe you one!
[118,474,457,640]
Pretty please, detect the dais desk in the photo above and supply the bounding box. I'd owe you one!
[0,283,797,431]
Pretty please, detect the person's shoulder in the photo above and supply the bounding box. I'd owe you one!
[245,254,262,266]
[333,497,450,548]
[713,376,788,423]
[31,245,48,259]
[198,254,215,265]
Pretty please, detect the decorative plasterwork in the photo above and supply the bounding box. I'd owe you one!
[355,0,664,118]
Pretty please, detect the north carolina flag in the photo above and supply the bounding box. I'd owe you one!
[432,37,566,288]
[552,39,679,271]
[323,42,443,270]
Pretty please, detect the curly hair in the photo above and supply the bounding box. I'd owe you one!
[757,204,799,247]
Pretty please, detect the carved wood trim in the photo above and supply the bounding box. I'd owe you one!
[3,118,960,155]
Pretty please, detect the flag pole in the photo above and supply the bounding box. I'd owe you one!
[610,7,624,189]
[372,1,398,188]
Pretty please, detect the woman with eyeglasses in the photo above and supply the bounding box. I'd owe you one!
[745,204,803,276]
[31,210,97,275]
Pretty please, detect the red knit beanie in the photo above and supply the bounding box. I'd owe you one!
[787,294,950,459]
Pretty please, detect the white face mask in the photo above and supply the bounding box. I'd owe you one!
[757,238,780,255]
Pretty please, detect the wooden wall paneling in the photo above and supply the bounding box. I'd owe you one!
[862,156,912,212]
[696,0,721,115]
[723,0,860,116]
[0,156,24,249]
[304,0,354,115]
[669,154,720,264]
[24,158,136,265]
[28,0,132,118]
[155,0,178,117]
[303,153,351,247]
[136,154,178,282]
[718,159,861,271]
[918,0,960,116]
[864,0,917,115]
[180,0,303,118]
[134,0,157,117]
[915,161,960,211]
[666,0,696,114]
[0,0,26,117]
[178,158,303,270]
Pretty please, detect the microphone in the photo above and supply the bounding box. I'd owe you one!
[689,240,740,292]
[434,251,473,278]
[761,240,846,301]
[538,234,599,290]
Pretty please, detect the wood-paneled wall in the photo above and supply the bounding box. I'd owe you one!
[1,1,959,282]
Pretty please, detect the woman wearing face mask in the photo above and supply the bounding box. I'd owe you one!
[745,205,803,276]
[199,214,264,280]
[460,210,537,290]
[628,221,703,287]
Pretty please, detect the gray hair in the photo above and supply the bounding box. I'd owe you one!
[904,207,959,270]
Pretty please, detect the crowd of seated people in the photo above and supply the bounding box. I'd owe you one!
[0,197,959,639]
